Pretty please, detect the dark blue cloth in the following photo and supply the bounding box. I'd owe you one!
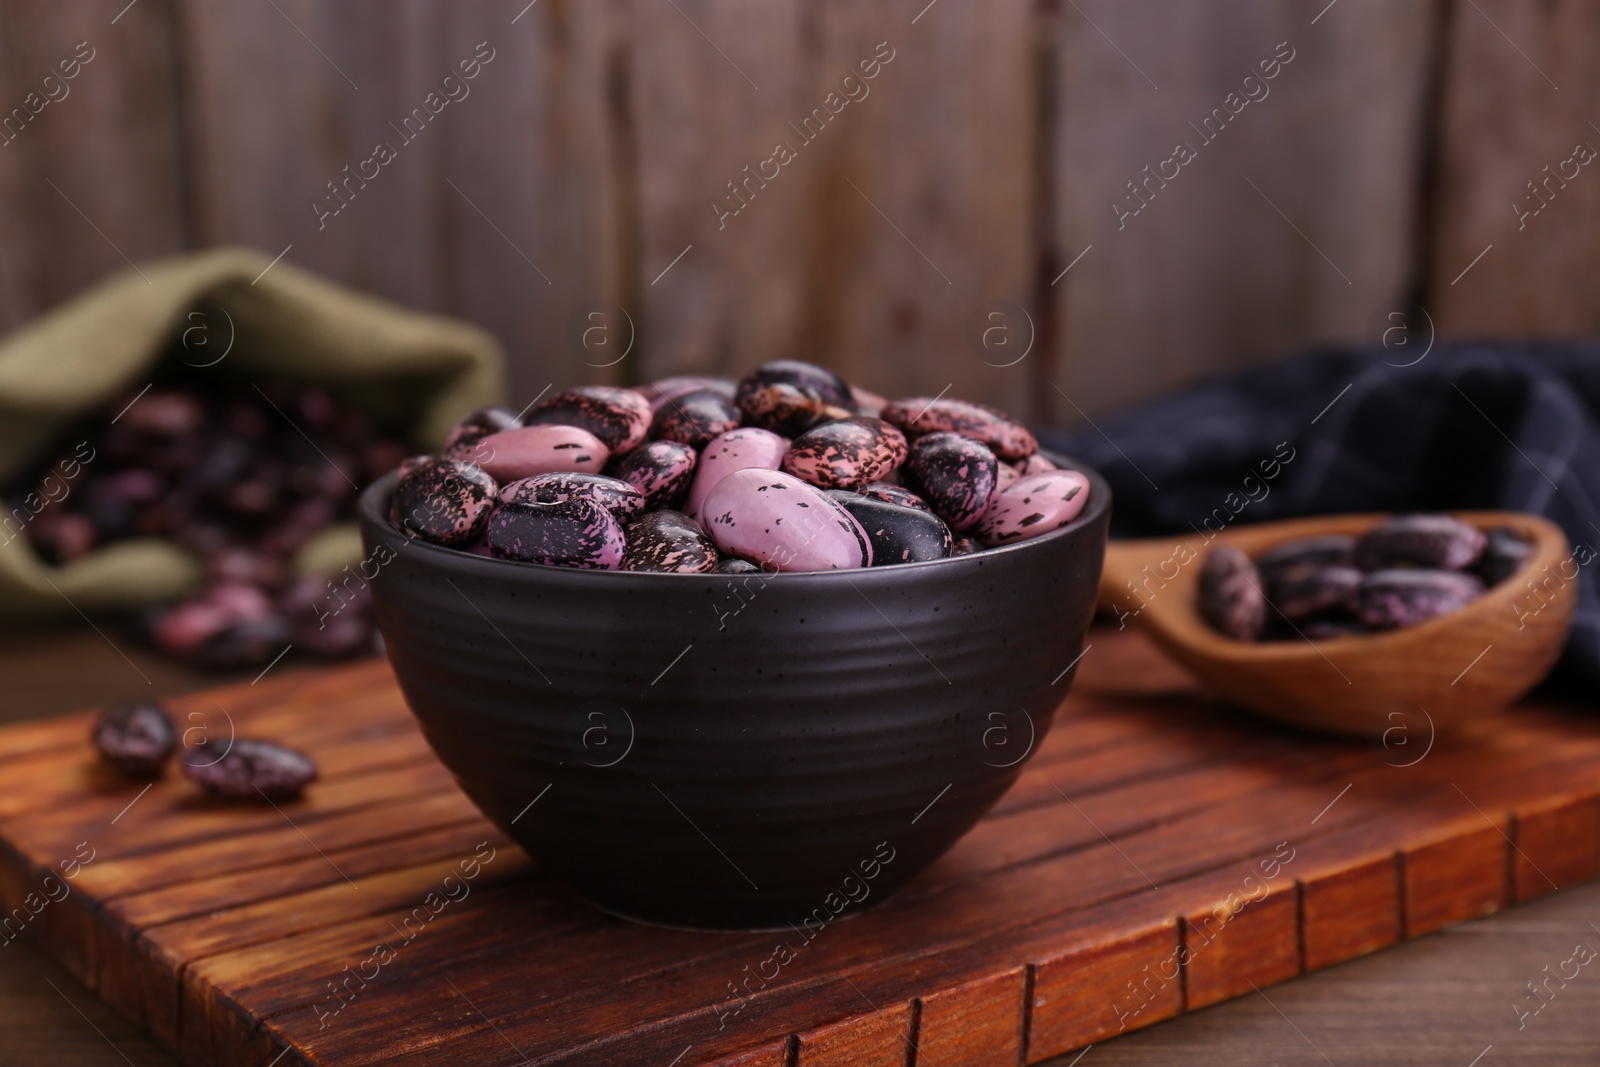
[1041,342,1600,684]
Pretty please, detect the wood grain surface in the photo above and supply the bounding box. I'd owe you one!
[0,0,187,339]
[6,0,1599,425]
[1,626,1598,1066]
[1048,0,1437,422]
[1428,0,1600,335]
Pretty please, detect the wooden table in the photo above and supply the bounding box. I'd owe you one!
[4,619,1599,1066]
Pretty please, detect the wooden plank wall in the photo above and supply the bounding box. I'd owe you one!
[0,0,1594,427]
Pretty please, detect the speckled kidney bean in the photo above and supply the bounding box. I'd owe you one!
[974,470,1090,547]
[685,428,789,520]
[444,406,521,450]
[1198,545,1266,641]
[621,510,720,573]
[392,458,499,545]
[782,417,908,491]
[93,701,178,776]
[1255,534,1356,580]
[469,425,609,483]
[1356,569,1484,629]
[829,490,952,564]
[500,472,646,519]
[642,375,738,414]
[1476,526,1532,587]
[650,389,743,448]
[182,738,318,800]
[882,396,1038,461]
[904,432,999,532]
[487,497,626,569]
[609,439,698,510]
[1354,515,1486,571]
[859,482,932,513]
[735,360,855,436]
[702,468,871,572]
[1266,564,1362,621]
[523,386,653,455]
[151,580,277,656]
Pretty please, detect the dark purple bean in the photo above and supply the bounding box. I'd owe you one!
[643,376,738,413]
[487,497,626,569]
[1254,534,1356,580]
[92,701,177,776]
[649,389,743,448]
[1266,564,1362,621]
[524,386,652,455]
[1198,545,1266,641]
[859,482,932,513]
[828,490,952,565]
[499,472,645,519]
[903,432,998,532]
[182,738,318,800]
[392,458,498,546]
[1476,526,1533,587]
[621,511,719,573]
[734,360,853,436]
[1356,569,1484,629]
[608,439,698,510]
[1354,515,1487,572]
[444,406,521,450]
[783,417,908,491]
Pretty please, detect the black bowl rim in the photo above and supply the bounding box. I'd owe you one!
[357,447,1111,582]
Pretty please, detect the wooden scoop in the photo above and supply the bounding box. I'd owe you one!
[1096,512,1576,736]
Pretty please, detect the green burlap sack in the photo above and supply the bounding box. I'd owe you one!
[0,246,503,617]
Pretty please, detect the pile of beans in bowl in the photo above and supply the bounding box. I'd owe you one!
[389,360,1089,572]
[1199,514,1532,641]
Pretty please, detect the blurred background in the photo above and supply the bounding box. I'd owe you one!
[6,0,1596,429]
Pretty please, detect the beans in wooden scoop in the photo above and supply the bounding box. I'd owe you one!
[1198,515,1528,642]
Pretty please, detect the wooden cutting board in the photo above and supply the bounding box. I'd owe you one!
[2,627,1597,1067]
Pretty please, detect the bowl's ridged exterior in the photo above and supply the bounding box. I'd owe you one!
[358,456,1109,928]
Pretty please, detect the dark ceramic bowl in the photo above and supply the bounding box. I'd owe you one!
[357,453,1110,928]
